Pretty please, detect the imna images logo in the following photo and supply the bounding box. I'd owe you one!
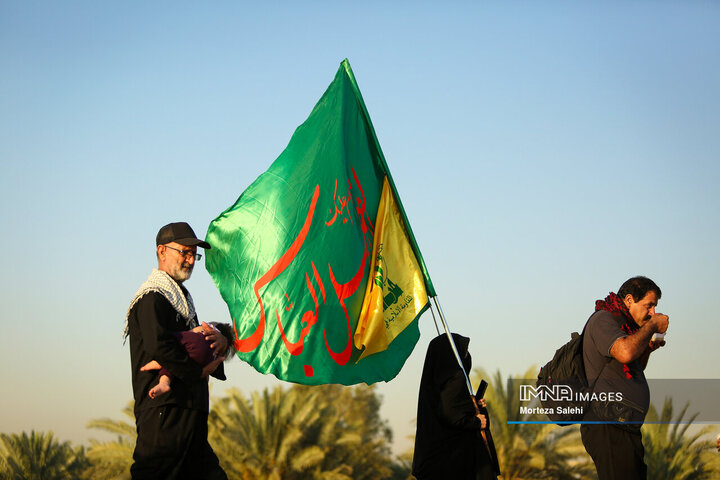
[520,384,573,402]
[519,384,624,403]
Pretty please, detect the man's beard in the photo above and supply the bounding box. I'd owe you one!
[169,262,193,283]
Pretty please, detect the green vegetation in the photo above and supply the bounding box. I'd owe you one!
[207,384,400,479]
[0,431,88,480]
[3,375,720,479]
[83,402,136,480]
[643,398,720,480]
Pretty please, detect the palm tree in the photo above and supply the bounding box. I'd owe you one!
[642,397,720,480]
[0,430,88,480]
[208,384,398,480]
[473,367,595,480]
[83,401,136,479]
[311,384,397,480]
[208,385,326,479]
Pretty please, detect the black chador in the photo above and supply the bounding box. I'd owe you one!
[412,333,500,480]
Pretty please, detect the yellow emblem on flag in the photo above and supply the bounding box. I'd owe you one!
[355,176,429,360]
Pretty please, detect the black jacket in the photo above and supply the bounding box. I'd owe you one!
[127,290,224,414]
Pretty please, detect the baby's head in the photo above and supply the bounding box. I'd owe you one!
[211,322,236,359]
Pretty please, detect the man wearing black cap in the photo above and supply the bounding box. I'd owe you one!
[124,222,229,479]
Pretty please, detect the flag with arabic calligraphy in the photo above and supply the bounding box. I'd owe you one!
[205,59,435,385]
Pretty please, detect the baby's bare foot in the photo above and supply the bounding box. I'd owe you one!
[148,378,171,399]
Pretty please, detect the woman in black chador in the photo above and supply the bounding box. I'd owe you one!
[412,333,500,480]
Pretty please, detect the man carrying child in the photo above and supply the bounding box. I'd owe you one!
[124,222,230,480]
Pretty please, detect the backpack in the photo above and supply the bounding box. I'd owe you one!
[535,326,590,425]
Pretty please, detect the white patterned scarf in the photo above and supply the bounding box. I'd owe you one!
[123,268,198,339]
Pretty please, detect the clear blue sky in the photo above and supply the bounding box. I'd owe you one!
[2,1,719,454]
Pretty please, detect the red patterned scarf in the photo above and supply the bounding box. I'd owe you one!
[595,292,638,379]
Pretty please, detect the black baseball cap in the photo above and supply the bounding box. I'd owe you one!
[156,222,211,249]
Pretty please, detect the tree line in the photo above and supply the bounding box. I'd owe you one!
[2,369,719,479]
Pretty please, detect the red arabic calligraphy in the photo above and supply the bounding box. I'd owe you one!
[326,179,355,226]
[237,167,374,371]
[277,272,318,355]
[234,185,320,353]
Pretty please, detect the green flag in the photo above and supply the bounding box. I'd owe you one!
[206,59,434,385]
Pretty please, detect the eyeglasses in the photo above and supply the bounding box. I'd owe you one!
[164,245,202,261]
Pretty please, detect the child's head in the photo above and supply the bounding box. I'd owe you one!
[211,322,236,359]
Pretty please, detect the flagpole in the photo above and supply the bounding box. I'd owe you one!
[428,299,441,336]
[430,295,475,398]
[431,295,495,462]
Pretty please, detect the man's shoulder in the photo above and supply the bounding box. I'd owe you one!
[129,290,175,319]
[132,290,171,306]
[584,310,626,357]
[586,310,622,330]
